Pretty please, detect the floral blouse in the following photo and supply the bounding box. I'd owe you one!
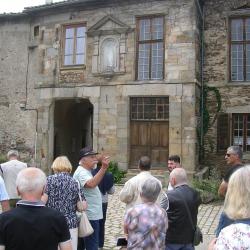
[124,203,168,250]
[45,172,85,229]
[214,223,250,250]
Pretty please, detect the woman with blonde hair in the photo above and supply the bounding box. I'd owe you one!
[42,156,87,250]
[208,165,250,249]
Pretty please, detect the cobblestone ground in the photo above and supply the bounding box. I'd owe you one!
[104,185,223,250]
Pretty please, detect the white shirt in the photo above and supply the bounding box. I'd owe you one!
[0,160,27,199]
[0,176,9,201]
[119,171,162,211]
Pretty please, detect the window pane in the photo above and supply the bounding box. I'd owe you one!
[151,42,163,79]
[233,114,244,146]
[246,19,250,40]
[76,37,85,54]
[231,44,244,81]
[152,17,164,40]
[65,38,74,55]
[246,44,250,81]
[130,97,169,121]
[76,54,84,65]
[138,44,150,80]
[77,27,86,37]
[64,55,73,65]
[139,19,151,41]
[65,28,74,39]
[231,19,243,41]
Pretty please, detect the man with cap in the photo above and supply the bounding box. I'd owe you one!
[73,146,110,250]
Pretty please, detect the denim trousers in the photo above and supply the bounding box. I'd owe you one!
[77,220,100,250]
[99,202,108,248]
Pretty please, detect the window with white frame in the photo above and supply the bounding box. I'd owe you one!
[63,24,86,66]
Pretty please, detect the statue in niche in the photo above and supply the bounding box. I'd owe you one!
[101,38,117,73]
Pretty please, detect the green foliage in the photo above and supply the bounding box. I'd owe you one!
[192,168,222,203]
[108,161,126,184]
[0,154,7,164]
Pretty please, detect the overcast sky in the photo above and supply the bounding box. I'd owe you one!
[0,0,65,14]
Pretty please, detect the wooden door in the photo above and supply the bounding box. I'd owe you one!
[130,121,169,168]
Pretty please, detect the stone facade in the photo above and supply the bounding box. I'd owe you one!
[0,0,202,174]
[203,0,250,173]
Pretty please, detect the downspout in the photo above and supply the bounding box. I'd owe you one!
[195,0,205,159]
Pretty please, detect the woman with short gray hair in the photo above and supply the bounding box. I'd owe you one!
[124,178,168,249]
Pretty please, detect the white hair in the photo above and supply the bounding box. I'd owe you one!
[170,168,188,187]
[16,168,46,194]
[7,150,19,159]
[141,178,162,202]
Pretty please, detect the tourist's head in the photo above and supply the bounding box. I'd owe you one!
[225,146,242,165]
[7,150,19,160]
[51,156,72,173]
[79,146,98,169]
[224,165,250,220]
[169,167,187,188]
[140,178,162,203]
[168,155,181,172]
[138,156,151,171]
[16,168,46,197]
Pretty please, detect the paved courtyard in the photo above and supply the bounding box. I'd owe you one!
[104,185,223,249]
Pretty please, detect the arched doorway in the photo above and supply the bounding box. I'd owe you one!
[54,99,93,168]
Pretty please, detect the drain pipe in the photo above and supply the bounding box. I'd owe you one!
[195,0,205,156]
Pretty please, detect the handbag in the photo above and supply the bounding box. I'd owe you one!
[77,181,94,237]
[177,189,203,246]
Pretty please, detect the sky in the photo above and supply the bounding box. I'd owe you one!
[0,0,65,14]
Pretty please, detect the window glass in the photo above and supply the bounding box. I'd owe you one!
[138,44,150,80]
[152,17,163,40]
[63,25,85,66]
[231,44,244,81]
[151,42,163,79]
[139,19,151,41]
[231,19,243,41]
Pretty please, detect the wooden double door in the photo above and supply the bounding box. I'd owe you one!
[130,121,169,168]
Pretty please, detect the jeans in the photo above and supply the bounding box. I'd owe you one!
[215,212,234,237]
[166,243,194,250]
[99,203,108,248]
[84,220,100,250]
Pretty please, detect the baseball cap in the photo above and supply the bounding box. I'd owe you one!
[79,146,98,160]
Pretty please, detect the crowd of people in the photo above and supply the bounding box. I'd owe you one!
[0,145,249,249]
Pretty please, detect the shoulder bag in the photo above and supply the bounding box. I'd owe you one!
[77,181,94,237]
[177,189,203,246]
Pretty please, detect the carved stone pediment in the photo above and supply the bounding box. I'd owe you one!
[87,15,133,36]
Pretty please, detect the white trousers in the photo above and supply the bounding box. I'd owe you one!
[70,227,78,250]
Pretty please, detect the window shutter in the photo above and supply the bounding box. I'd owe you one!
[217,113,230,151]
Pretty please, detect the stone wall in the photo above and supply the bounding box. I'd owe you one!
[203,0,250,172]
[0,0,200,172]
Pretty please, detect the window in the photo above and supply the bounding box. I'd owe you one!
[233,114,250,151]
[63,24,86,66]
[130,97,169,120]
[136,16,164,80]
[230,18,250,81]
[217,113,250,152]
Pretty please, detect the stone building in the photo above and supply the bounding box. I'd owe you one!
[0,0,203,174]
[203,0,250,172]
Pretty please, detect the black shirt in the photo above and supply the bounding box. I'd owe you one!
[223,164,243,183]
[0,202,70,250]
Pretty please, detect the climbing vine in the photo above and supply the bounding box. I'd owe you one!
[198,85,222,160]
[202,85,222,135]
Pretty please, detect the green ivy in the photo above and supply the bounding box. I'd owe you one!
[0,154,7,164]
[108,161,126,184]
